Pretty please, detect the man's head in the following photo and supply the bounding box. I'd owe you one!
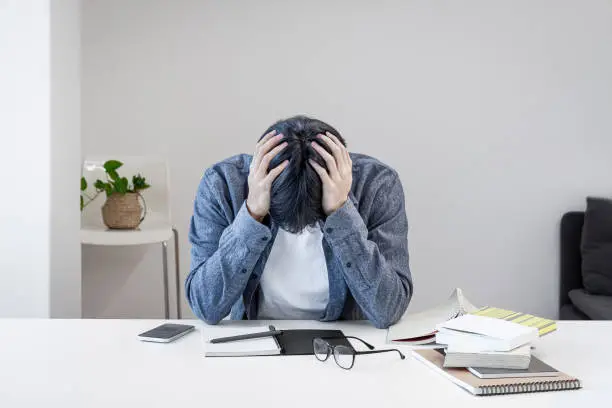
[260,115,346,233]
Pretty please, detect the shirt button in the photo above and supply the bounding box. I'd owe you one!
[326,228,333,234]
[261,236,268,241]
[346,262,352,268]
[241,268,247,274]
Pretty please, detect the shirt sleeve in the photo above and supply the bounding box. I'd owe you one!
[323,171,412,329]
[185,169,271,324]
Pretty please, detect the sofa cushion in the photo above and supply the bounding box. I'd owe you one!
[560,303,590,320]
[568,289,612,320]
[580,197,612,296]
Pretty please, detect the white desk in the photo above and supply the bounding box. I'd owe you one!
[0,319,609,407]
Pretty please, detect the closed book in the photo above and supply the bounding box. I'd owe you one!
[442,345,531,369]
[468,356,559,379]
[436,314,538,352]
[413,349,581,396]
[471,307,557,336]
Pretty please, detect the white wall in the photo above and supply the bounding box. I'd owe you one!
[0,0,81,318]
[81,0,612,320]
[0,0,51,317]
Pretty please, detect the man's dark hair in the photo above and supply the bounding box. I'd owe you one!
[260,115,346,233]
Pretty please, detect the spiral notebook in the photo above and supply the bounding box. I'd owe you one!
[413,349,581,396]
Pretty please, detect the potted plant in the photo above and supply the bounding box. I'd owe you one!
[80,160,151,229]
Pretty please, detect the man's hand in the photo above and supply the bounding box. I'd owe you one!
[309,132,353,215]
[246,130,289,222]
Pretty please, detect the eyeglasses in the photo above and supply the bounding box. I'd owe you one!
[313,336,405,370]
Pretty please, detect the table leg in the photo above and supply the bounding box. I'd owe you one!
[172,228,182,319]
[162,241,170,319]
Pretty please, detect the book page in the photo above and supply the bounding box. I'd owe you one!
[387,288,478,343]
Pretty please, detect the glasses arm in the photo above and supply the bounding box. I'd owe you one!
[354,348,406,359]
[319,336,375,350]
[344,336,375,350]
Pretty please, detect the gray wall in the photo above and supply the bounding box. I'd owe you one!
[81,0,612,319]
[51,0,82,318]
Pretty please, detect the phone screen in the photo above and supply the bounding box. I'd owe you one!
[139,323,194,339]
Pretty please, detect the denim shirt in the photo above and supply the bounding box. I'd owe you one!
[186,153,412,329]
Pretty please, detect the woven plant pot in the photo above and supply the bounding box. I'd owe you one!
[101,192,146,229]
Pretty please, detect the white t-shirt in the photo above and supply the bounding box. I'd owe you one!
[257,225,330,319]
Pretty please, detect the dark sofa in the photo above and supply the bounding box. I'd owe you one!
[560,211,612,320]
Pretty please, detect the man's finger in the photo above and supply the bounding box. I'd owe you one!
[318,133,346,169]
[327,132,351,169]
[264,160,289,184]
[254,130,277,157]
[256,129,277,150]
[253,133,283,170]
[308,159,332,184]
[258,142,288,175]
[260,133,284,155]
[311,141,340,179]
[326,132,344,149]
[325,132,347,157]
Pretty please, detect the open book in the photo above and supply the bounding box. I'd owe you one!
[387,288,557,346]
[386,288,478,345]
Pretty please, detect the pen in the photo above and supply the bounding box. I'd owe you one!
[210,329,284,344]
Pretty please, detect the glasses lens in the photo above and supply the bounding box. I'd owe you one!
[313,338,330,361]
[333,345,355,369]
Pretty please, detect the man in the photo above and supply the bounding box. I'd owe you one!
[186,116,412,329]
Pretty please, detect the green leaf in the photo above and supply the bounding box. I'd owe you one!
[80,195,84,211]
[107,169,119,181]
[132,174,150,191]
[105,184,113,196]
[94,179,107,191]
[115,177,129,194]
[81,177,87,191]
[104,160,123,173]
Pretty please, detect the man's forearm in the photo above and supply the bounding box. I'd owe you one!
[323,199,412,329]
[186,203,271,324]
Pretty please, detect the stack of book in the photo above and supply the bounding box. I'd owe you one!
[435,313,541,369]
[412,309,581,396]
[387,291,580,396]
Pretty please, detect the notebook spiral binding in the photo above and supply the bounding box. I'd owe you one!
[480,379,582,396]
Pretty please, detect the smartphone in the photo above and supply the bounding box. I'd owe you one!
[138,323,195,343]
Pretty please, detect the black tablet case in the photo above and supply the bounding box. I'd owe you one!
[273,329,354,355]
